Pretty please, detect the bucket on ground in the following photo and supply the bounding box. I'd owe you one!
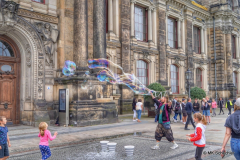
[100,141,109,152]
[124,145,134,156]
[107,142,117,152]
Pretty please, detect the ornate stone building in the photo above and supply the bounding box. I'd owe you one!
[0,0,240,126]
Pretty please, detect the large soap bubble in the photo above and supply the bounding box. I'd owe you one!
[62,60,76,76]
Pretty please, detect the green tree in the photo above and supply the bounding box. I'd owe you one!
[190,87,206,100]
[144,83,166,101]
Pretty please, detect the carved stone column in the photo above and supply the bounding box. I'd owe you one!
[177,19,181,48]
[93,0,106,59]
[108,0,113,32]
[158,8,167,85]
[73,0,88,68]
[148,8,152,42]
[201,27,204,53]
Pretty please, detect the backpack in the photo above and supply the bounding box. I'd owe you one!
[175,102,181,112]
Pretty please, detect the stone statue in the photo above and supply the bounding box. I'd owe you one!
[35,22,59,66]
[0,0,19,21]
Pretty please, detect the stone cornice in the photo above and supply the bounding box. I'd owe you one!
[17,9,58,24]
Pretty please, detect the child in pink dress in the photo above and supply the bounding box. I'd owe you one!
[38,122,58,160]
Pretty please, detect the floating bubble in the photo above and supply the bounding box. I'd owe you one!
[62,60,76,76]
[88,59,151,95]
[62,67,74,76]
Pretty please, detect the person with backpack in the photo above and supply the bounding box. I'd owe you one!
[173,100,182,123]
[182,99,187,125]
[218,97,224,115]
[132,98,137,121]
[226,99,233,116]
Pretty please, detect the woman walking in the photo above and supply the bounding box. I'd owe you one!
[211,99,217,117]
[218,98,224,115]
[136,99,143,122]
[182,99,187,125]
[148,90,178,150]
[221,98,240,159]
[132,98,137,121]
[174,100,182,123]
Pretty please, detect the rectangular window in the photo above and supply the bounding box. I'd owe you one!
[168,18,178,49]
[32,0,45,4]
[232,35,236,59]
[135,6,148,41]
[193,26,201,54]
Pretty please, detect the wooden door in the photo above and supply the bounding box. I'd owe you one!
[0,36,21,124]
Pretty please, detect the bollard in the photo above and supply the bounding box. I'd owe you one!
[100,141,109,152]
[124,145,134,157]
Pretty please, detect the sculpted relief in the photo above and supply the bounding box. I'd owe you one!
[35,22,59,66]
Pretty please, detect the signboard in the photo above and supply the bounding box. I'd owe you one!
[191,0,208,11]
[193,16,205,23]
[167,5,182,14]
[59,89,66,112]
[58,89,69,126]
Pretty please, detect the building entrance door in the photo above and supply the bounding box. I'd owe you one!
[0,36,21,124]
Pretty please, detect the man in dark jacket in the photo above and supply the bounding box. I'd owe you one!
[218,97,224,115]
[184,98,195,130]
[193,98,200,113]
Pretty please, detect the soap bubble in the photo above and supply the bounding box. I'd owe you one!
[62,60,76,76]
[62,67,74,76]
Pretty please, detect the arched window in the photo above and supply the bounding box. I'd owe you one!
[196,68,202,88]
[0,40,14,57]
[170,65,179,94]
[137,60,148,86]
[233,72,238,93]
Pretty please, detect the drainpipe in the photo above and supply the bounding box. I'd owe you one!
[213,16,217,101]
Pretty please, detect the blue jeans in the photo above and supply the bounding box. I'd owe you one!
[174,113,182,120]
[137,110,142,120]
[231,138,240,160]
[155,115,158,122]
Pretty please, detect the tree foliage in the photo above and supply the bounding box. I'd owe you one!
[190,87,206,100]
[144,83,166,100]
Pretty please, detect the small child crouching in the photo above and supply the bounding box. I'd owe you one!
[38,122,58,160]
[0,116,11,160]
[186,113,207,160]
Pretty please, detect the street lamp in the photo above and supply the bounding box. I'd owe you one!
[185,68,192,98]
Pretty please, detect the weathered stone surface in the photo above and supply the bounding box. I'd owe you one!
[73,0,88,67]
[93,0,106,59]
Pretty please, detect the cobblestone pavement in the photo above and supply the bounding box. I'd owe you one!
[8,136,234,160]
[6,108,236,159]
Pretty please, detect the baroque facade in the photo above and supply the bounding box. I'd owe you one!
[0,0,240,126]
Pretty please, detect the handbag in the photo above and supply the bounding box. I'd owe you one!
[162,123,171,129]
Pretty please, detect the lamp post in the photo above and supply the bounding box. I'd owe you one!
[185,68,192,98]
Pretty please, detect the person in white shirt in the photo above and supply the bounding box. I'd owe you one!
[136,99,143,122]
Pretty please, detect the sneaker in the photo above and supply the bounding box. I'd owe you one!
[174,120,177,123]
[151,145,160,150]
[170,143,178,149]
[133,120,136,121]
[184,128,190,130]
[218,113,220,115]
[183,122,186,125]
[180,120,183,122]
[136,119,138,121]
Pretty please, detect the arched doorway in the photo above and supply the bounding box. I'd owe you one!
[0,36,21,124]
